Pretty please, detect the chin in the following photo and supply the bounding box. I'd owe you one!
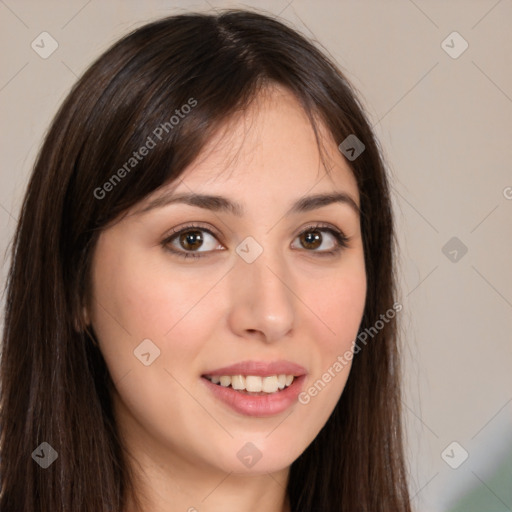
[204,435,306,476]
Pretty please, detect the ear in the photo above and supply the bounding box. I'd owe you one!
[82,305,90,326]
[73,305,91,332]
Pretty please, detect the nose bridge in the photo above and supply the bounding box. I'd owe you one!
[229,240,296,341]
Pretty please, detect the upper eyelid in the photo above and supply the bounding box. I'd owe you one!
[165,223,222,242]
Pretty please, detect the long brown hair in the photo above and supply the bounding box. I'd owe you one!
[0,9,411,511]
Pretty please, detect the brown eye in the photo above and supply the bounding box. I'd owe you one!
[300,230,323,250]
[292,225,349,256]
[162,225,223,259]
[179,230,204,251]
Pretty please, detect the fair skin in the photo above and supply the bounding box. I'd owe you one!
[85,85,366,512]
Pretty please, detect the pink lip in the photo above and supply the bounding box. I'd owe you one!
[200,360,308,417]
[201,374,307,417]
[202,360,307,377]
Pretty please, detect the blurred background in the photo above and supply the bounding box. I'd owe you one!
[1,1,511,510]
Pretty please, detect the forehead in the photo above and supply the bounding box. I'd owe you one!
[137,85,359,213]
[176,86,357,191]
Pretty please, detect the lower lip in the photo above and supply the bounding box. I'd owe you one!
[201,375,306,417]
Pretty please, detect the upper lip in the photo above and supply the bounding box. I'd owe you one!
[202,360,307,377]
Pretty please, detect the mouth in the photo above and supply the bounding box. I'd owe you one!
[202,373,297,395]
[200,360,307,417]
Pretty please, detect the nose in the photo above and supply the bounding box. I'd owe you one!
[227,249,296,343]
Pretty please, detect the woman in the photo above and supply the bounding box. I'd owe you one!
[0,9,411,512]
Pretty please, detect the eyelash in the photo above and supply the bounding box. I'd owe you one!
[161,222,350,260]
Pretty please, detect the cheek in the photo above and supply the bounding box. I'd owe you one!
[307,259,367,355]
[89,245,226,377]
[297,256,366,407]
[88,251,226,442]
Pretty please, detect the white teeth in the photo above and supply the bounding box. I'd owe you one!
[262,376,279,393]
[206,374,296,393]
[231,375,245,390]
[245,375,263,392]
[219,376,231,387]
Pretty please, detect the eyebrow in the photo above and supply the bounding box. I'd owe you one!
[137,191,360,217]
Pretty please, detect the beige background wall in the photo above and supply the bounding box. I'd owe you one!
[1,1,511,510]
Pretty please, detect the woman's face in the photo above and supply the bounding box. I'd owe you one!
[86,85,366,477]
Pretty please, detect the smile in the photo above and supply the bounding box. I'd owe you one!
[200,360,307,417]
[203,374,296,394]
